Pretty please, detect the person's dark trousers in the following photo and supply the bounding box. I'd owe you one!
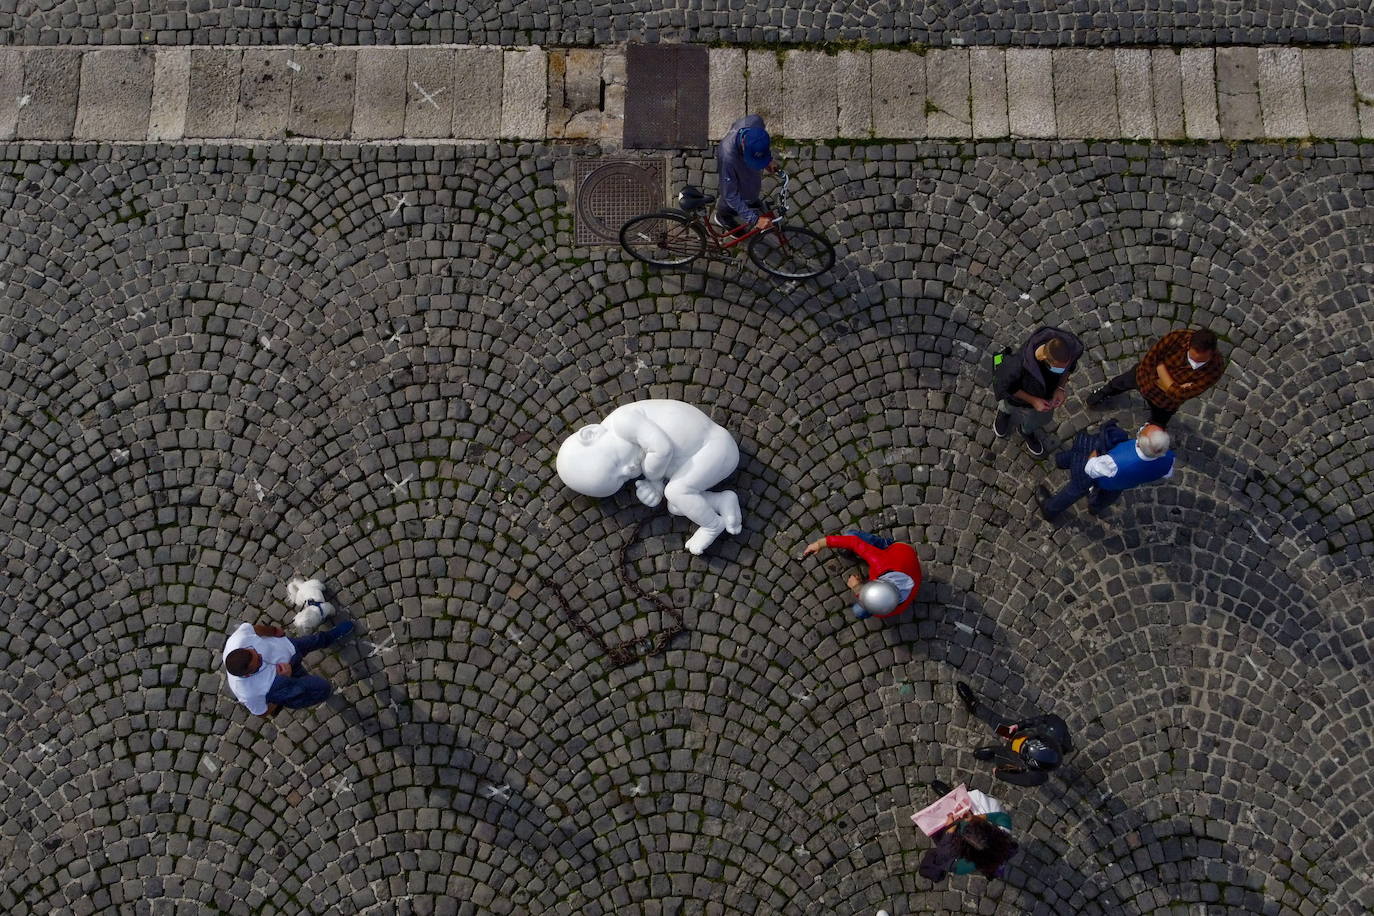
[1043,473,1093,518]
[271,622,353,707]
[1097,367,1178,427]
[846,530,895,550]
[714,198,764,231]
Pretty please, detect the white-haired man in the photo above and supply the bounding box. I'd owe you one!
[1036,422,1175,520]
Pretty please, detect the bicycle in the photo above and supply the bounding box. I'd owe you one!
[619,170,836,280]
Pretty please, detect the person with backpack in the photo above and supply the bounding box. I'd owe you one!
[991,327,1084,457]
[956,681,1074,787]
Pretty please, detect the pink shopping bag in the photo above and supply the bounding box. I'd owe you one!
[911,784,973,837]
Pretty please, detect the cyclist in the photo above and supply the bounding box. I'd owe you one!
[715,114,778,236]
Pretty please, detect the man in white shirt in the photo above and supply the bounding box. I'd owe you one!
[222,620,354,717]
[1037,422,1175,521]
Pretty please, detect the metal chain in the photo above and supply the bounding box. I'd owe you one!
[540,516,687,668]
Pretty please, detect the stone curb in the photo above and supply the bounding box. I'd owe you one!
[0,44,1369,144]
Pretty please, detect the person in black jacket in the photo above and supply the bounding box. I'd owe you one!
[991,327,1084,457]
[956,681,1073,787]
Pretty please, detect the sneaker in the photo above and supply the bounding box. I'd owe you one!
[993,412,1012,438]
[326,620,355,643]
[955,681,979,715]
[930,780,954,798]
[1085,389,1110,408]
[973,747,996,761]
[1020,428,1046,457]
[1035,484,1059,522]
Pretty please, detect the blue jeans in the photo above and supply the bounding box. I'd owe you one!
[267,623,351,709]
[845,530,892,617]
[1043,467,1122,518]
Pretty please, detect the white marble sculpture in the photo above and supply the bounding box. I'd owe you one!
[556,400,743,555]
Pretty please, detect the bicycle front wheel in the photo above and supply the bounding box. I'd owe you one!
[747,224,836,279]
[620,213,706,267]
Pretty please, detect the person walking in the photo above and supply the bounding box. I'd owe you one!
[1086,327,1225,427]
[715,114,777,234]
[956,682,1073,787]
[1035,419,1175,521]
[801,531,922,619]
[222,619,354,717]
[915,781,1018,880]
[992,327,1084,457]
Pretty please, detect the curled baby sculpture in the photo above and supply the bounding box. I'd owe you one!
[556,400,743,555]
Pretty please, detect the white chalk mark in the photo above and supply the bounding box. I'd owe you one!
[286,60,301,72]
[327,775,353,797]
[387,193,408,217]
[1018,293,1031,301]
[1246,520,1270,544]
[111,448,130,465]
[954,340,977,354]
[384,471,414,497]
[953,621,975,636]
[625,782,647,797]
[259,335,272,350]
[387,324,404,345]
[793,845,810,857]
[790,687,813,703]
[481,783,512,801]
[412,82,445,110]
[504,626,525,647]
[199,756,219,775]
[252,479,266,503]
[17,94,30,108]
[129,306,146,320]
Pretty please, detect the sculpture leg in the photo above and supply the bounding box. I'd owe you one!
[704,490,743,535]
[661,429,740,555]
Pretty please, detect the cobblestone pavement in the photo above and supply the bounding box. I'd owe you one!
[1,1,1371,48]
[1,140,1372,915]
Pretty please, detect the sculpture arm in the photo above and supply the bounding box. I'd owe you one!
[615,414,676,480]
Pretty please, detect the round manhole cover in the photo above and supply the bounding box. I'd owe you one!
[575,161,665,245]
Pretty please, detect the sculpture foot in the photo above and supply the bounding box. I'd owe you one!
[685,527,722,556]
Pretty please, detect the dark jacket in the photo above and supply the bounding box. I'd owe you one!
[716,114,767,223]
[994,715,1074,787]
[993,327,1084,406]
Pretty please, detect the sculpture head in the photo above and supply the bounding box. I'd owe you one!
[556,424,644,498]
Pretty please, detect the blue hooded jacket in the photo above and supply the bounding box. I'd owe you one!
[716,115,767,223]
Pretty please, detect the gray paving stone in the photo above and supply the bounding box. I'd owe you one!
[289,49,355,139]
[1258,47,1309,139]
[17,49,81,140]
[148,47,190,141]
[184,48,240,138]
[0,48,21,141]
[452,48,504,141]
[871,50,924,139]
[708,48,746,140]
[1180,48,1221,140]
[745,50,783,135]
[352,47,407,140]
[1054,50,1118,138]
[404,48,455,139]
[1150,49,1185,140]
[500,49,546,140]
[1114,49,1155,140]
[73,49,155,141]
[835,51,871,138]
[1302,49,1359,139]
[1006,49,1055,138]
[1356,49,1374,140]
[1216,47,1262,140]
[236,49,293,140]
[970,48,1007,139]
[782,51,836,139]
[925,49,970,138]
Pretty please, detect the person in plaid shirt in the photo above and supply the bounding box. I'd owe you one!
[1086,327,1225,426]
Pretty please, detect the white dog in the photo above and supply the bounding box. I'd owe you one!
[286,578,334,632]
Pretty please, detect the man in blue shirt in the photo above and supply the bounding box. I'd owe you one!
[1036,421,1175,520]
[714,114,777,233]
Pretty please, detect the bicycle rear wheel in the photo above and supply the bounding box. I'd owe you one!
[620,213,706,267]
[747,224,836,279]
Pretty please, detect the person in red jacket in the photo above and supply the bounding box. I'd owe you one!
[801,531,922,619]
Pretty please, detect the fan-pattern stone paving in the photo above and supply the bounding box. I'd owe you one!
[0,140,1371,915]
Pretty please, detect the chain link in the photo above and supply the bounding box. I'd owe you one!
[540,515,686,668]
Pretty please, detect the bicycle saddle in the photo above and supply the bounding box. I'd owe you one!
[677,186,715,210]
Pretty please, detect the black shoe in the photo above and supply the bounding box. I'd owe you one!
[1035,485,1058,522]
[973,747,996,761]
[1020,428,1045,457]
[993,412,1011,438]
[1085,389,1110,408]
[956,681,979,716]
[930,780,953,798]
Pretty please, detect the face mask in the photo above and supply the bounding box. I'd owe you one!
[1187,355,1207,370]
[1048,365,1067,374]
